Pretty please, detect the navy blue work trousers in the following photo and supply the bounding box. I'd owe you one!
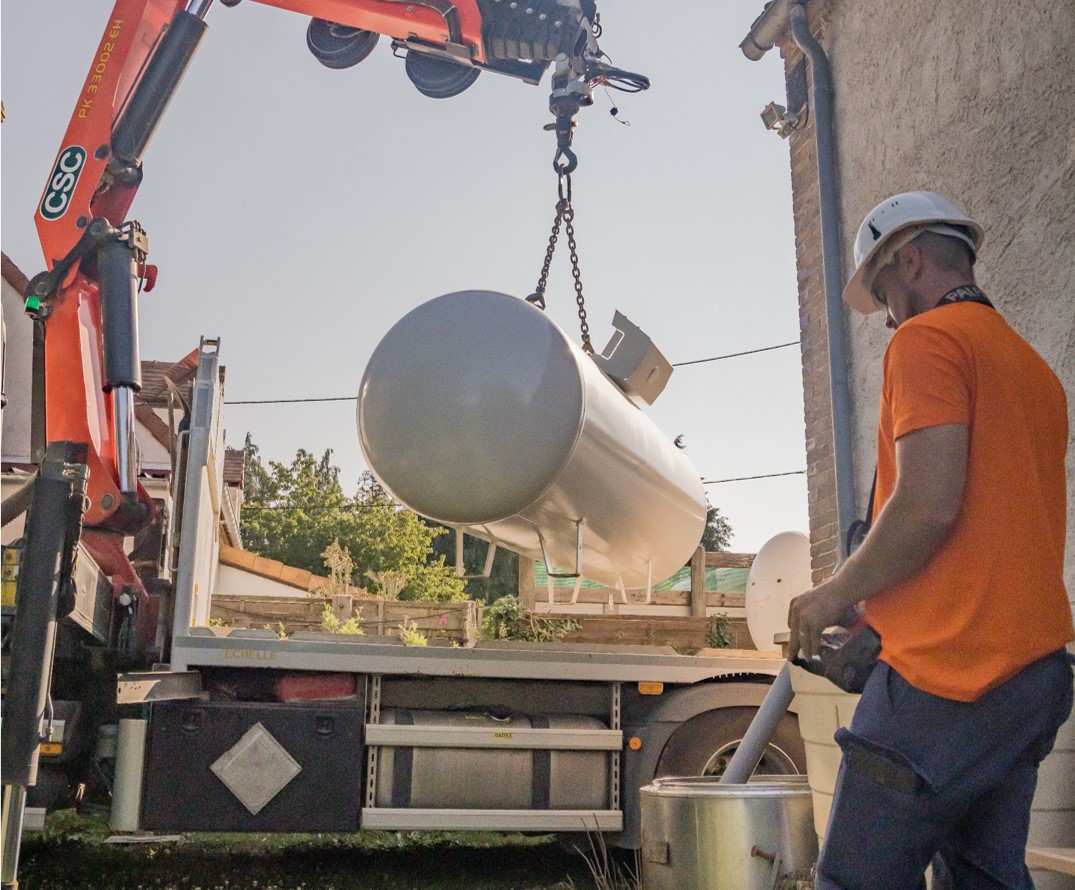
[815,650,1074,890]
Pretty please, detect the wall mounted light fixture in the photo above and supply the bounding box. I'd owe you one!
[760,101,804,138]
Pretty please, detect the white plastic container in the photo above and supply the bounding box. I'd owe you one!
[787,663,860,839]
[357,291,706,589]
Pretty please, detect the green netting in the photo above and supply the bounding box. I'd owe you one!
[532,563,749,593]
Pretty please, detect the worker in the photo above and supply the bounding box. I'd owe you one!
[786,190,1075,889]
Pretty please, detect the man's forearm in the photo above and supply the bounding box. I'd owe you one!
[787,424,967,661]
[831,488,957,608]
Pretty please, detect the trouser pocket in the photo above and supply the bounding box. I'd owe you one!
[835,727,931,796]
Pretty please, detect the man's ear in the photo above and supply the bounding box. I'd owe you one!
[898,241,925,280]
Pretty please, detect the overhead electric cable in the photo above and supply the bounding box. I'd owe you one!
[672,340,800,367]
[224,339,802,404]
[227,395,357,405]
[702,471,806,485]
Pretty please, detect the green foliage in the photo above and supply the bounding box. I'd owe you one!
[482,596,580,642]
[706,612,734,648]
[241,439,465,602]
[19,827,595,889]
[397,618,429,646]
[319,602,364,635]
[41,809,111,843]
[700,502,733,552]
[264,621,288,639]
[398,556,467,602]
[241,438,353,575]
[427,524,520,604]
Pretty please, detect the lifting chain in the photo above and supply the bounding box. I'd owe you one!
[526,143,593,354]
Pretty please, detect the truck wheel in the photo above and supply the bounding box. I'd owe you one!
[655,706,805,778]
[25,765,75,813]
[307,19,380,70]
[405,51,480,98]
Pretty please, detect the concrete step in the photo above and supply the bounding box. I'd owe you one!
[1026,847,1075,877]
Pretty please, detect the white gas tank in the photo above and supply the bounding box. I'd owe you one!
[357,290,706,589]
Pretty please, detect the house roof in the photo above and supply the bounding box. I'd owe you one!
[223,448,245,486]
[139,353,200,408]
[1,252,30,295]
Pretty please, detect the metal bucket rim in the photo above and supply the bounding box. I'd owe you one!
[642,775,811,798]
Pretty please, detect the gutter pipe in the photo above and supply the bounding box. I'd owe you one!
[739,0,795,62]
[721,1,857,785]
[788,4,857,558]
[741,1,857,558]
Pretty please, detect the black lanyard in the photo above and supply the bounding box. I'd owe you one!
[936,284,995,309]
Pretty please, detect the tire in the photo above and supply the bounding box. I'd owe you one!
[307,19,380,70]
[655,706,806,778]
[404,51,480,99]
[25,765,76,813]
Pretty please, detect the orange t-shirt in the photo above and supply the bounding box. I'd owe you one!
[864,301,1073,701]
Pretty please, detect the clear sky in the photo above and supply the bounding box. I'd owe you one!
[2,0,808,553]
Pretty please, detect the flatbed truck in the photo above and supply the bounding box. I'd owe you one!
[4,342,803,852]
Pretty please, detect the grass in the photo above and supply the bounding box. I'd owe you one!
[16,814,603,890]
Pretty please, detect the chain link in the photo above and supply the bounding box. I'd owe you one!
[562,205,592,353]
[526,199,565,312]
[526,170,592,353]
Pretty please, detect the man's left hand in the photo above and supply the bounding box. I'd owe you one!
[787,579,856,663]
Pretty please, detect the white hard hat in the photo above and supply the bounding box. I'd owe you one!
[843,191,985,314]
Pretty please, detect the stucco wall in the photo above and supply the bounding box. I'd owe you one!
[826,0,1075,605]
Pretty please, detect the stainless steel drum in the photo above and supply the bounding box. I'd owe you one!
[357,290,706,589]
[640,775,818,890]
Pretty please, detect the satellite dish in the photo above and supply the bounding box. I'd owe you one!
[745,531,811,653]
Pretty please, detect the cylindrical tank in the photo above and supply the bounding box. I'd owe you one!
[357,290,706,589]
[374,709,609,810]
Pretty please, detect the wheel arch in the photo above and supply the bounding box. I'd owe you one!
[635,675,798,726]
[617,675,802,849]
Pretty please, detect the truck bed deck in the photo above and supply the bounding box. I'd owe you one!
[169,626,784,684]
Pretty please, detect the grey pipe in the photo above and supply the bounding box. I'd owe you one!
[787,3,857,556]
[719,662,794,783]
[739,0,795,62]
[721,3,858,784]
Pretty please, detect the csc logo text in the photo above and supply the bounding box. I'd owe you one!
[40,146,87,221]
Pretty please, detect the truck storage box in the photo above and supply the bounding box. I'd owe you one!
[141,698,364,831]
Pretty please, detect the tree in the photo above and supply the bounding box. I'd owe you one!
[240,440,465,601]
[700,502,733,552]
[240,442,355,575]
[426,522,519,604]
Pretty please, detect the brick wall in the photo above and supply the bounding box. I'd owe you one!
[776,2,840,584]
